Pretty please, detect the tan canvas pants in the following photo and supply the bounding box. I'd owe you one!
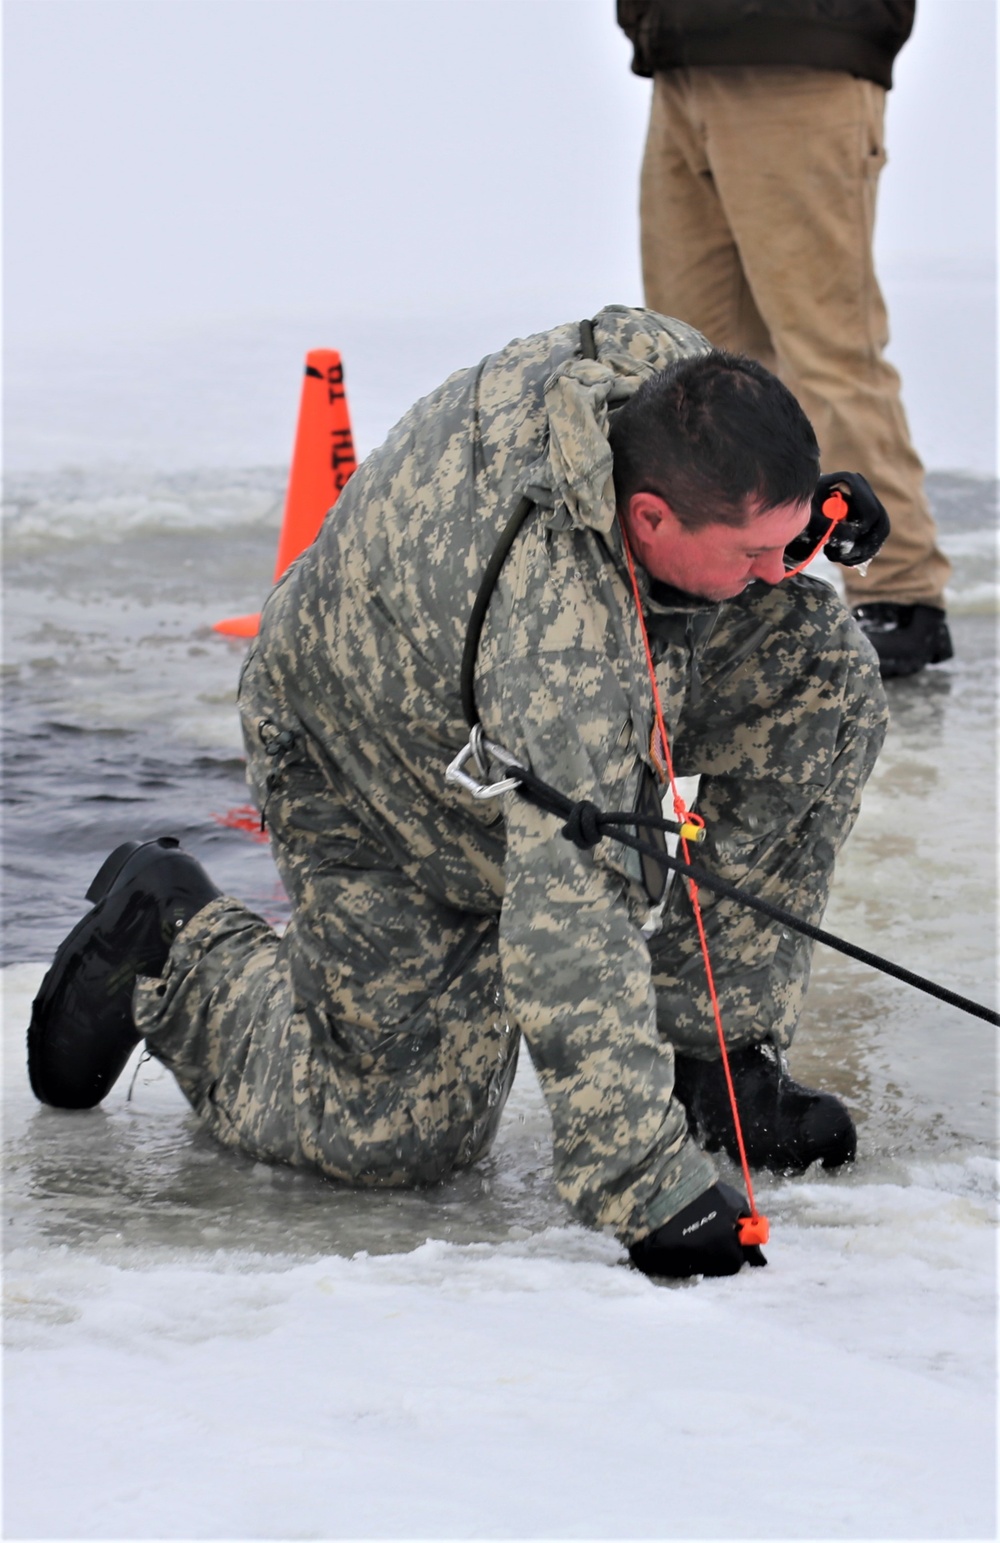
[640,66,950,608]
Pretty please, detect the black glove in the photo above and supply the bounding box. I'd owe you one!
[784,471,891,568]
[629,1182,767,1279]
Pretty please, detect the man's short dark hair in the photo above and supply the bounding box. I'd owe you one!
[609,351,820,529]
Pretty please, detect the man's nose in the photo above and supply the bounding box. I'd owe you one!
[751,551,787,585]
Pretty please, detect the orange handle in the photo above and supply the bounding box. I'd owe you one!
[738,1214,770,1246]
[782,487,851,581]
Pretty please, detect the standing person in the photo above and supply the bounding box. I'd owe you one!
[28,308,889,1281]
[618,0,953,678]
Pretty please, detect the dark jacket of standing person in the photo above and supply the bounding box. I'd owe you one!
[618,1,915,90]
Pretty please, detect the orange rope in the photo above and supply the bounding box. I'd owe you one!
[618,513,768,1243]
[782,490,849,580]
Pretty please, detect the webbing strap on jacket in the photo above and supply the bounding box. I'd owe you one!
[460,493,536,728]
[460,320,599,729]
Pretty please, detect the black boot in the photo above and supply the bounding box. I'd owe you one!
[852,603,953,679]
[630,1182,768,1280]
[673,1042,856,1175]
[28,837,220,1110]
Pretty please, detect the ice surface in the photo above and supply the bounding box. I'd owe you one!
[4,595,998,1536]
[3,959,997,1541]
[2,347,997,1540]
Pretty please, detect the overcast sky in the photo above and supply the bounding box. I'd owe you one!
[4,0,996,345]
[2,0,996,475]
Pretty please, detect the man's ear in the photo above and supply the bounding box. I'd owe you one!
[626,491,674,539]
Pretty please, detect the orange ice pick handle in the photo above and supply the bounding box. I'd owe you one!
[738,1214,770,1246]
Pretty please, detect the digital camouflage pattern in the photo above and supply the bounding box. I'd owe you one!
[135,305,887,1243]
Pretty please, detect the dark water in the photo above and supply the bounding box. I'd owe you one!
[2,510,290,961]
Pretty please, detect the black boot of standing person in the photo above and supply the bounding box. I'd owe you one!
[853,603,953,678]
[28,838,220,1109]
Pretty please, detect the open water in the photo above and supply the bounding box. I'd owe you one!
[2,335,997,1261]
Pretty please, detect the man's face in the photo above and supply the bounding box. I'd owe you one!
[624,492,812,602]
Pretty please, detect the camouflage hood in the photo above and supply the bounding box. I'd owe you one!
[540,305,709,534]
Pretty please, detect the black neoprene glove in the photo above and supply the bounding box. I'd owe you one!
[629,1182,767,1280]
[784,471,891,568]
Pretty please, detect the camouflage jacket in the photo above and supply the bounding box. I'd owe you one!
[259,306,720,1235]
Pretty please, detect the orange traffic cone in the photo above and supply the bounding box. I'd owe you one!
[214,350,357,637]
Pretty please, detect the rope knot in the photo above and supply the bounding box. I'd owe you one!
[561,800,604,849]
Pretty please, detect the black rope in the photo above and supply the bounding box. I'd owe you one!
[622,830,999,1027]
[510,761,686,842]
[501,758,1000,1028]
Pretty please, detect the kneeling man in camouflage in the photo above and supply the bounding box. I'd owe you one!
[29,306,889,1279]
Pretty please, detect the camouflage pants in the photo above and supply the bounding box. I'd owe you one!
[134,574,886,1215]
[645,576,888,1055]
[134,651,518,1185]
